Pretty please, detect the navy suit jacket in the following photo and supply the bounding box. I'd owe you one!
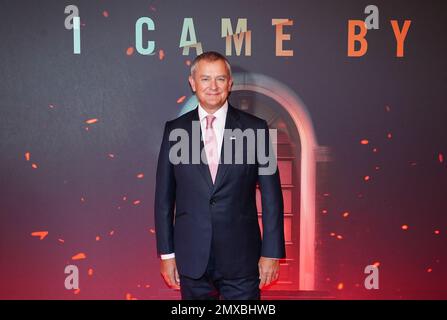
[154,104,285,279]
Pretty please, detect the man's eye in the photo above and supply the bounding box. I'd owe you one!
[201,78,210,81]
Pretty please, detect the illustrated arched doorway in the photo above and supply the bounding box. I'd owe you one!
[180,73,323,290]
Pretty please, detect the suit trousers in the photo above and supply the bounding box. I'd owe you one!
[179,249,261,300]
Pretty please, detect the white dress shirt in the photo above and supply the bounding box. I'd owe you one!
[198,101,228,162]
[160,101,228,260]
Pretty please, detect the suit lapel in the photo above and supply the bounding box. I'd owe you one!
[189,108,214,191]
[212,104,242,193]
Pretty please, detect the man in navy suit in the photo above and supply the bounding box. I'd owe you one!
[154,51,285,300]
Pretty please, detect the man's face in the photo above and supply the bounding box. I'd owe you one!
[188,59,233,113]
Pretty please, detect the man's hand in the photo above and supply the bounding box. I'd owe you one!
[258,256,280,289]
[160,258,180,290]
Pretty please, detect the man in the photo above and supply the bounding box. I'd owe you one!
[154,51,285,300]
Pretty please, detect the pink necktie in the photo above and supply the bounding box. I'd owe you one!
[204,115,218,184]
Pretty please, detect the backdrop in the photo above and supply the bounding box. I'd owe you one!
[1,0,446,299]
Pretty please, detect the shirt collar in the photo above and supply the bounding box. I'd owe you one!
[198,101,228,122]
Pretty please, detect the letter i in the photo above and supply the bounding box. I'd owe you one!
[73,16,81,54]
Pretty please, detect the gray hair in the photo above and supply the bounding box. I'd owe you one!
[190,51,232,77]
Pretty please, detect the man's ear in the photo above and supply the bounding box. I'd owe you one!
[188,76,196,92]
[229,77,233,91]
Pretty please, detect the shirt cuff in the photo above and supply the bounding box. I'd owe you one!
[160,253,175,260]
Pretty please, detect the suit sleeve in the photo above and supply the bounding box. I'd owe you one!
[257,120,286,259]
[154,121,176,256]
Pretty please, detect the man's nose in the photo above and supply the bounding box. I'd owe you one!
[210,79,217,90]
